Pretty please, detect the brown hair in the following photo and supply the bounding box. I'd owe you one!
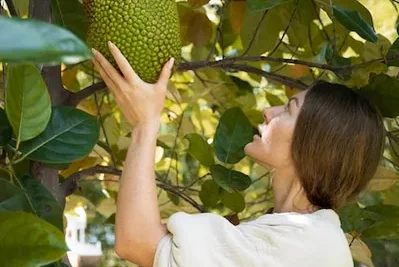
[292,81,385,210]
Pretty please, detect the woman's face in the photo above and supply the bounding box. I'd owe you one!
[244,90,307,169]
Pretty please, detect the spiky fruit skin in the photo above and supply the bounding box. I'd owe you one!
[85,0,182,83]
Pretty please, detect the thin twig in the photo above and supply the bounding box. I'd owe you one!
[268,0,298,57]
[311,0,330,41]
[241,10,269,56]
[227,64,308,90]
[207,0,229,61]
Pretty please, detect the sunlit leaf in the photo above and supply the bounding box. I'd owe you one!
[184,133,214,167]
[0,211,68,267]
[362,219,399,239]
[6,64,51,144]
[345,234,375,267]
[367,166,399,192]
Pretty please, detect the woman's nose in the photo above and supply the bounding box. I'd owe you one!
[263,107,273,123]
[263,106,284,123]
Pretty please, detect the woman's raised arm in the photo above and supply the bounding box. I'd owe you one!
[92,41,174,267]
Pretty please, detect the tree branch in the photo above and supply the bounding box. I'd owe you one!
[61,165,205,212]
[67,81,107,106]
[206,0,229,61]
[5,0,17,16]
[179,54,395,73]
[228,64,308,90]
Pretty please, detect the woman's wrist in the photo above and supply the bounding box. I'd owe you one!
[132,121,160,137]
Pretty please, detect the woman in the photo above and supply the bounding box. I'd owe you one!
[92,42,385,267]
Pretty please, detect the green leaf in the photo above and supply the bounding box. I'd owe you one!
[220,190,245,213]
[386,37,399,67]
[364,205,399,221]
[0,16,91,65]
[184,133,214,167]
[19,175,64,230]
[167,192,180,206]
[199,180,220,208]
[105,213,116,225]
[0,108,12,147]
[338,203,375,233]
[6,64,51,144]
[360,73,399,118]
[367,166,399,192]
[0,179,31,211]
[362,219,399,239]
[240,8,285,56]
[0,177,63,230]
[51,0,88,41]
[20,106,100,164]
[332,5,378,43]
[248,0,293,12]
[210,164,252,193]
[0,211,67,267]
[214,107,254,164]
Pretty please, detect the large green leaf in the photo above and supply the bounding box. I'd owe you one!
[0,211,67,267]
[51,0,88,41]
[360,73,399,118]
[0,108,12,147]
[364,205,399,221]
[247,0,293,12]
[199,180,220,208]
[362,219,399,239]
[386,37,399,67]
[19,175,64,230]
[184,133,214,167]
[20,106,100,164]
[0,16,91,65]
[332,5,378,43]
[210,164,252,193]
[214,107,254,164]
[0,179,31,211]
[338,203,375,233]
[240,8,285,56]
[0,177,63,229]
[6,64,51,145]
[220,190,245,213]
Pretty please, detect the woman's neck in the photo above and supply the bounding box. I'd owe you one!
[270,167,318,214]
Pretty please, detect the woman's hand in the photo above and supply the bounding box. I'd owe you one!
[92,41,175,128]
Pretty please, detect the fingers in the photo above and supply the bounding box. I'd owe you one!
[157,58,175,87]
[107,41,141,84]
[92,58,119,96]
[92,48,126,89]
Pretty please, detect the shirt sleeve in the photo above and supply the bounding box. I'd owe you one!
[153,212,261,267]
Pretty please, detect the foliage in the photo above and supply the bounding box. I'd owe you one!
[1,0,399,266]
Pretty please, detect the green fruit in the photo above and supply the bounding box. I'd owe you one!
[84,0,182,83]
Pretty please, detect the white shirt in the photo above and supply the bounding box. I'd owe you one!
[153,209,353,267]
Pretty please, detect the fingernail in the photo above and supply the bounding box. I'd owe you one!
[91,48,98,55]
[108,41,115,48]
[168,58,175,69]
